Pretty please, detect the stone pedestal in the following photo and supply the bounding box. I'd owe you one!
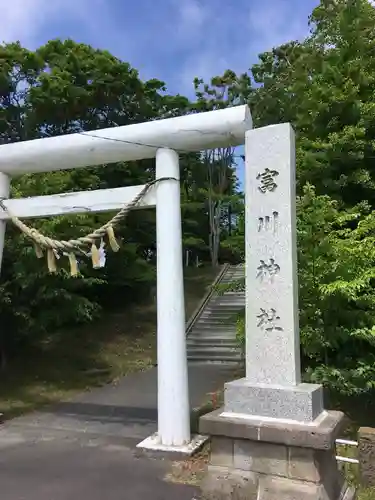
[224,378,324,422]
[199,409,356,500]
[199,125,357,499]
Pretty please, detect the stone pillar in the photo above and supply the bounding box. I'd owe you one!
[137,149,207,456]
[0,172,10,272]
[359,427,375,488]
[199,125,356,500]
[225,123,322,421]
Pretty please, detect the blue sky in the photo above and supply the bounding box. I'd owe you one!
[1,0,320,187]
[2,0,319,97]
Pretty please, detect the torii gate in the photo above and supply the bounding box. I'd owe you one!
[0,105,252,454]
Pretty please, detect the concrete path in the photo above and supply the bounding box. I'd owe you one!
[0,363,235,500]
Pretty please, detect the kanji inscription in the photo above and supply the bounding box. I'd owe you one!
[256,308,283,332]
[256,168,279,193]
[257,211,279,233]
[256,258,280,280]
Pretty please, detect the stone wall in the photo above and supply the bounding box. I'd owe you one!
[359,427,375,488]
[202,435,347,500]
[199,409,355,500]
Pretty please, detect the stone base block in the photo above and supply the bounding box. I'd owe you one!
[199,409,356,500]
[136,432,208,459]
[201,465,355,500]
[224,378,324,422]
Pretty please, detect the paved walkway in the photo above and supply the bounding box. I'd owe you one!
[0,363,235,500]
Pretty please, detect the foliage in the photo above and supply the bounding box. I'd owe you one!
[297,185,375,395]
[222,184,375,395]
[192,73,246,265]
[249,0,375,207]
[2,0,375,401]
[214,0,375,396]
[0,39,237,368]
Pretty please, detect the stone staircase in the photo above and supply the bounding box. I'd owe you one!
[186,264,245,364]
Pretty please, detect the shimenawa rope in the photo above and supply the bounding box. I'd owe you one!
[0,177,177,276]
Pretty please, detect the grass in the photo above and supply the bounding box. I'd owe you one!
[359,490,375,500]
[0,265,220,420]
[329,391,375,499]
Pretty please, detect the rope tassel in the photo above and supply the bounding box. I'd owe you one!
[106,225,120,252]
[68,253,79,277]
[0,179,175,274]
[91,243,101,269]
[47,248,57,273]
[34,243,44,259]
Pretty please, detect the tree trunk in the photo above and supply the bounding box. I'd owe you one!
[206,147,233,267]
[0,343,7,371]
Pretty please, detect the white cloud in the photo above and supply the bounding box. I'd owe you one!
[176,0,311,94]
[0,0,110,47]
[0,0,313,99]
[179,52,231,95]
[178,0,207,29]
[248,0,310,53]
[169,0,209,45]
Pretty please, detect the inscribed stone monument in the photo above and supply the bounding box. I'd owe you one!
[224,123,323,422]
[199,124,355,500]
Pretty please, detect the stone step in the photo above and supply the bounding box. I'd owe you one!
[187,334,238,342]
[219,279,244,284]
[204,302,244,306]
[203,301,242,306]
[196,313,239,320]
[196,320,239,326]
[189,336,237,343]
[211,295,245,300]
[187,337,238,349]
[187,352,243,362]
[210,292,245,297]
[187,352,242,361]
[186,264,245,364]
[188,330,237,338]
[189,325,237,334]
[187,345,241,354]
[193,316,239,324]
[189,337,237,345]
[202,304,244,311]
[220,274,244,279]
[201,304,244,310]
[187,360,241,366]
[199,312,240,319]
[191,326,237,333]
[207,297,245,303]
[214,294,244,299]
[204,298,244,302]
[200,309,242,316]
[198,315,242,322]
[188,342,238,349]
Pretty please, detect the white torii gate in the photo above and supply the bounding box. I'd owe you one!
[0,105,252,453]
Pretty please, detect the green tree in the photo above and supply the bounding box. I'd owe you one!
[0,40,193,366]
[250,0,375,206]
[297,185,375,395]
[0,38,238,368]
[222,0,375,395]
[192,71,248,266]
